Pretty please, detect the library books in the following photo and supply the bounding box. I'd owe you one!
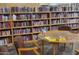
[51,26,59,30]
[0,7,10,13]
[3,22,11,28]
[11,7,35,12]
[33,27,49,32]
[41,14,48,19]
[12,13,48,21]
[13,28,31,34]
[50,3,79,11]
[0,38,10,45]
[32,20,48,26]
[0,15,10,21]
[51,19,79,24]
[11,5,50,12]
[13,14,31,20]
[14,22,30,27]
[51,13,79,18]
[0,22,11,28]
[0,23,3,28]
[0,30,11,36]
[38,5,50,11]
[51,23,79,30]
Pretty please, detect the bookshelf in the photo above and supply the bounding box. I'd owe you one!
[0,3,79,54]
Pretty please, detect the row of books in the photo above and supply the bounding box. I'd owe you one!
[1,4,79,13]
[14,22,31,27]
[51,19,79,24]
[14,35,32,41]
[13,28,31,34]
[0,15,10,21]
[0,30,11,36]
[51,13,79,18]
[12,14,48,20]
[51,24,79,30]
[0,38,7,45]
[65,24,79,29]
[0,37,12,45]
[50,3,79,11]
[32,20,49,26]
[0,7,10,13]
[32,27,49,32]
[38,5,50,11]
[0,22,11,28]
[11,7,36,12]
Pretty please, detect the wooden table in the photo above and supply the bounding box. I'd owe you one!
[38,30,79,55]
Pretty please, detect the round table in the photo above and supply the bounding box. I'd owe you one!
[38,30,79,55]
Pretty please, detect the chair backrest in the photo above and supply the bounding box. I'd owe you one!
[14,36,25,48]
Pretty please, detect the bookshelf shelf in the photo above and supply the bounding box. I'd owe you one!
[0,12,10,14]
[0,28,11,30]
[13,19,31,22]
[0,35,12,38]
[13,26,32,29]
[12,11,50,14]
[0,4,79,51]
[13,33,32,36]
[0,20,11,22]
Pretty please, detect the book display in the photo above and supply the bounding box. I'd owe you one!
[0,3,79,55]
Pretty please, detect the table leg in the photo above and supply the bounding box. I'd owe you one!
[52,43,57,55]
[18,50,21,55]
[42,40,44,55]
[72,43,75,55]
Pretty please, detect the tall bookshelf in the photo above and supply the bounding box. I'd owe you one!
[0,3,79,47]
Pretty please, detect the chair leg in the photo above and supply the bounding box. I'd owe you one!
[18,49,21,55]
[33,49,40,55]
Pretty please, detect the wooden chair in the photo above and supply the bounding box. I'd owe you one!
[75,49,79,55]
[14,36,40,55]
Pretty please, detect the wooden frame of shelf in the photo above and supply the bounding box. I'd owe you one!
[0,6,79,46]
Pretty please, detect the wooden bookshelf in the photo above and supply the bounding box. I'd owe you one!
[0,4,79,51]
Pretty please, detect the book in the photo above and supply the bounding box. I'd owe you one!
[11,7,35,12]
[0,7,10,13]
[14,21,31,27]
[0,38,11,45]
[38,5,50,11]
[13,28,31,34]
[0,30,11,36]
[32,20,48,26]
[3,22,11,28]
[33,27,49,32]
